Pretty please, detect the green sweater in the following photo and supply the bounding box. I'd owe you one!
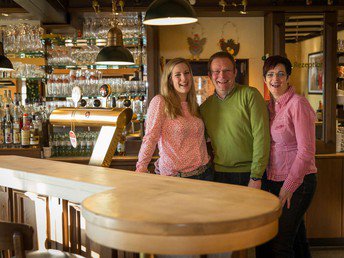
[200,84,270,178]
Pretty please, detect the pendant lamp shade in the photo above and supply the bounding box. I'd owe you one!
[95,26,134,65]
[0,42,14,71]
[143,0,198,26]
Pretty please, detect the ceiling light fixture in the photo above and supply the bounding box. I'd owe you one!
[95,1,134,66]
[143,0,198,26]
[95,25,134,65]
[0,42,14,71]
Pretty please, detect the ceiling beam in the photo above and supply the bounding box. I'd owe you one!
[13,0,67,24]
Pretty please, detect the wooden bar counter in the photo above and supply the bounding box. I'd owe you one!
[0,156,281,255]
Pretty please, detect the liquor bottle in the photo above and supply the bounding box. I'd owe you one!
[41,104,49,147]
[21,113,30,148]
[14,100,23,130]
[29,115,40,147]
[4,104,12,147]
[35,114,43,145]
[12,107,21,147]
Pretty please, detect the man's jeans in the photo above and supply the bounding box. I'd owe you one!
[256,173,317,258]
[214,171,251,186]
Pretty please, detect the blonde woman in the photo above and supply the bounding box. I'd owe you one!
[136,58,212,180]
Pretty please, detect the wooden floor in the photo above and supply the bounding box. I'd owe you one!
[244,246,344,258]
[311,247,344,258]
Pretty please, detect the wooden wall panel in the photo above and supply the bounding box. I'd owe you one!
[306,158,342,238]
[0,187,9,221]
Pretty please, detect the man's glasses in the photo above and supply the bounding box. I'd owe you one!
[210,69,234,75]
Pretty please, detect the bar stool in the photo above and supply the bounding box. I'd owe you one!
[0,221,84,258]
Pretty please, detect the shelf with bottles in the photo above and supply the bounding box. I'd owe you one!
[64,38,143,48]
[45,12,146,69]
[45,44,145,68]
[45,69,147,98]
[0,94,50,151]
[1,77,44,80]
[52,67,139,75]
[82,12,146,44]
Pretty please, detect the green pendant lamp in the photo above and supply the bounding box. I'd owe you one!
[95,25,135,66]
[143,0,198,26]
[0,42,13,71]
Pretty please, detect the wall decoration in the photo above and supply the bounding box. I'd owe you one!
[219,21,240,56]
[308,51,324,94]
[187,22,206,61]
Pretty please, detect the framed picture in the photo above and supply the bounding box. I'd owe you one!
[308,51,324,94]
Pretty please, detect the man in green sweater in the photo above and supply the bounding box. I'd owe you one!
[200,51,270,189]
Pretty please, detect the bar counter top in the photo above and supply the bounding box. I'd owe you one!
[0,156,281,255]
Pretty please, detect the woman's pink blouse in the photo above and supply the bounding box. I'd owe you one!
[268,87,317,193]
[136,95,210,176]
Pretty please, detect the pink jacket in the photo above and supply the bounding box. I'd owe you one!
[267,87,317,193]
[136,95,209,176]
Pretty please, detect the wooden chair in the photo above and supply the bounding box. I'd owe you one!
[0,221,84,258]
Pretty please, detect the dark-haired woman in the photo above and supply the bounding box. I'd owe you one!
[256,55,317,258]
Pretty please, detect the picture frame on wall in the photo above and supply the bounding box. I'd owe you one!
[308,51,324,94]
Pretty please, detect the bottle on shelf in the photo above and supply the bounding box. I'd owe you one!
[21,113,30,148]
[29,115,40,148]
[12,106,21,148]
[41,104,50,147]
[4,104,13,147]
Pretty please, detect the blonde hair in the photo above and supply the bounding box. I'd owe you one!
[160,58,200,119]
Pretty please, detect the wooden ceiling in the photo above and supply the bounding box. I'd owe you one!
[0,0,343,42]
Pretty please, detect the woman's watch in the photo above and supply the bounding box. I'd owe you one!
[251,177,262,181]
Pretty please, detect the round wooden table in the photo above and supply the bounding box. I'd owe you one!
[82,174,281,255]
